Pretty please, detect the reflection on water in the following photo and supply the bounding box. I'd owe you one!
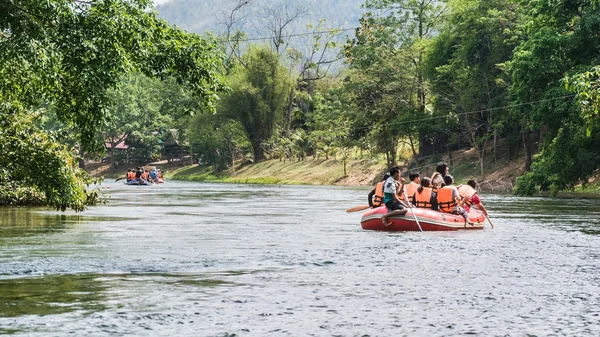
[0,274,108,318]
[0,181,599,336]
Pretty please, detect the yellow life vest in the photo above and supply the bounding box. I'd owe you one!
[437,186,457,213]
[414,187,433,209]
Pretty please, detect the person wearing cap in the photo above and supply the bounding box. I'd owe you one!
[368,173,391,208]
[149,167,158,182]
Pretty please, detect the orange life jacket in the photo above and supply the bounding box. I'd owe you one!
[127,172,135,180]
[457,184,477,207]
[437,186,457,213]
[142,172,149,180]
[373,181,385,207]
[414,187,433,209]
[405,182,419,202]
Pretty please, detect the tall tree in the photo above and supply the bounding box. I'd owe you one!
[424,0,516,177]
[364,0,447,158]
[220,46,294,161]
[0,0,226,210]
[510,0,600,194]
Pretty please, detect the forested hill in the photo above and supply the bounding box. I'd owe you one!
[156,0,365,36]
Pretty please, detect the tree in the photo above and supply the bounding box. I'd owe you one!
[0,0,226,210]
[424,0,516,177]
[188,114,251,172]
[343,12,419,166]
[364,0,447,158]
[220,46,294,161]
[509,0,600,194]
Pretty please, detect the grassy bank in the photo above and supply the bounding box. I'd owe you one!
[85,150,599,196]
[168,158,385,186]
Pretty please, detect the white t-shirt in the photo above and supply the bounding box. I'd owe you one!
[383,177,398,194]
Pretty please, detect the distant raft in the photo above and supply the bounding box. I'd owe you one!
[361,207,485,231]
[125,180,150,186]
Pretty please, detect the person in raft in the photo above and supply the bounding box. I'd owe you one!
[135,166,143,181]
[381,166,408,227]
[368,173,391,208]
[457,180,488,217]
[431,162,449,189]
[149,167,158,183]
[437,175,474,225]
[403,171,420,204]
[126,169,135,182]
[412,177,438,211]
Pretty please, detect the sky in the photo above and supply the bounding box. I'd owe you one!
[152,0,172,5]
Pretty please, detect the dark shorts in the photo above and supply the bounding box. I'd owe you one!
[385,200,405,212]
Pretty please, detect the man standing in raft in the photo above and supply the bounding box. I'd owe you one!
[381,166,408,227]
[458,180,488,217]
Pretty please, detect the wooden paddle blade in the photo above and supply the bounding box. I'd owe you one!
[346,205,371,213]
[115,177,126,182]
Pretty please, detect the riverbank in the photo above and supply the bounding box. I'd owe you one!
[85,148,600,195]
[86,148,522,192]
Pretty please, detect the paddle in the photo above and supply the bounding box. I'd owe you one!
[403,187,423,232]
[485,214,495,228]
[346,205,371,213]
[115,177,126,182]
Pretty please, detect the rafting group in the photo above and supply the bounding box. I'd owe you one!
[123,166,164,185]
[360,162,492,231]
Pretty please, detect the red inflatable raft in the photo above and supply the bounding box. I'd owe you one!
[361,207,486,231]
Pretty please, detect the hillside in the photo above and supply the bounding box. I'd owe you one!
[156,0,365,37]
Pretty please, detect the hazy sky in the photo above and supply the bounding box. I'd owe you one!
[153,0,172,5]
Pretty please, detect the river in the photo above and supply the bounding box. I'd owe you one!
[1,181,599,336]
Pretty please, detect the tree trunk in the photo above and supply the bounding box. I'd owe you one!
[284,87,295,138]
[253,142,264,162]
[522,130,533,171]
[493,130,497,165]
[408,134,419,168]
[110,147,116,169]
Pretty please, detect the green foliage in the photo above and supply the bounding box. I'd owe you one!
[0,0,226,151]
[508,0,600,194]
[0,0,226,210]
[514,119,600,195]
[565,66,600,136]
[220,47,294,161]
[188,114,251,172]
[0,109,97,211]
[106,73,166,163]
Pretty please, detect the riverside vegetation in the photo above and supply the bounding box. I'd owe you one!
[3,0,600,210]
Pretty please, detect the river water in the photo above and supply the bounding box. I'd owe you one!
[0,181,599,336]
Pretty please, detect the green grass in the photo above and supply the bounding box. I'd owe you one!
[574,180,600,193]
[167,157,384,186]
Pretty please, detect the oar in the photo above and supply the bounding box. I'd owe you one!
[403,187,423,232]
[346,205,370,213]
[115,177,126,182]
[485,214,495,228]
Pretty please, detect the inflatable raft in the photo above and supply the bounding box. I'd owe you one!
[125,180,149,186]
[361,207,486,231]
